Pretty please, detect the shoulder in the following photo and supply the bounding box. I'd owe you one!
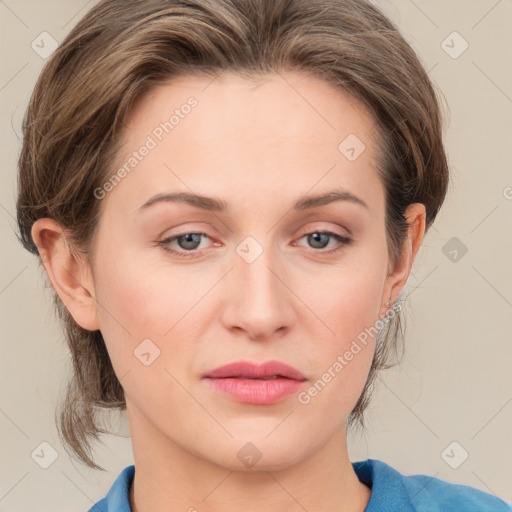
[87,465,135,512]
[401,470,512,511]
[353,458,512,512]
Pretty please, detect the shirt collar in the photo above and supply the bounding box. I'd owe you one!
[353,458,416,511]
[92,458,416,512]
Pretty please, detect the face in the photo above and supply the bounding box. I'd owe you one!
[87,71,397,470]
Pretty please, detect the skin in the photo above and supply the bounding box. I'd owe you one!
[32,70,425,512]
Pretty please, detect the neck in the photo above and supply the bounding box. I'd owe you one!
[127,401,371,512]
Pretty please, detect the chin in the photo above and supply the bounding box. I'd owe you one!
[215,436,315,473]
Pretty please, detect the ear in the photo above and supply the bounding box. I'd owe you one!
[31,218,100,331]
[379,203,426,318]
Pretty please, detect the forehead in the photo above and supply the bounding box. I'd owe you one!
[106,70,385,217]
[125,70,378,149]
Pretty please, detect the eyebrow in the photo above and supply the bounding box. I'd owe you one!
[137,188,369,213]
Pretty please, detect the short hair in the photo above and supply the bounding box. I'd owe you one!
[16,0,450,470]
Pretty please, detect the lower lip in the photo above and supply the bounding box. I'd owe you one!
[204,377,305,404]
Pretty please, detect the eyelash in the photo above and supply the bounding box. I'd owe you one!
[158,230,353,259]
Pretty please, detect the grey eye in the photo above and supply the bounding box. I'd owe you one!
[175,233,204,250]
[306,232,331,249]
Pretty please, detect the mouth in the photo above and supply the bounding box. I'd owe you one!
[202,359,307,381]
[202,360,307,404]
[226,375,284,380]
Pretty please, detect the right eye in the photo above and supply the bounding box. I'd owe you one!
[158,232,214,258]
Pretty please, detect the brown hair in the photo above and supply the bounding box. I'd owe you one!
[16,0,450,470]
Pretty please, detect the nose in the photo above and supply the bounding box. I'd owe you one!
[221,240,295,341]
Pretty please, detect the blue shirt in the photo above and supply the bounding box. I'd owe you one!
[88,458,512,511]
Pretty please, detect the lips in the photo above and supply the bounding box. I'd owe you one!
[202,360,307,405]
[202,360,307,381]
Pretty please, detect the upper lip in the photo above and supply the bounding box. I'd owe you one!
[202,360,307,381]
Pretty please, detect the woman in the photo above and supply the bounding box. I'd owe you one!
[16,0,511,510]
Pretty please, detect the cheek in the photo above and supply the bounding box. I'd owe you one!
[95,234,201,319]
[298,256,385,402]
[311,257,386,343]
[91,246,195,372]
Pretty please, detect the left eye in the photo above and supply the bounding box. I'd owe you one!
[297,231,353,253]
[158,230,353,257]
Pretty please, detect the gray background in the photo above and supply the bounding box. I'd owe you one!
[1,0,511,509]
